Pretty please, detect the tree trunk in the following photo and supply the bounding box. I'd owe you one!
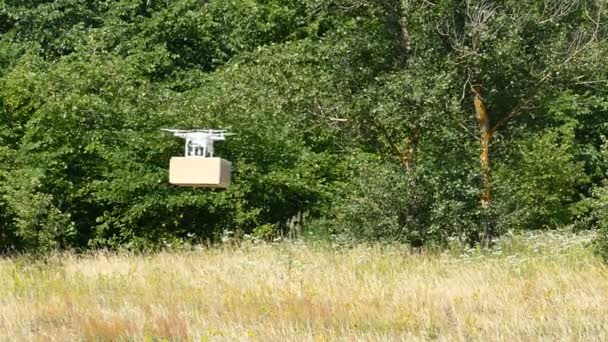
[400,129,419,172]
[473,88,494,248]
[397,0,413,66]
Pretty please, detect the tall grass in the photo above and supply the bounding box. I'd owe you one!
[1,231,607,341]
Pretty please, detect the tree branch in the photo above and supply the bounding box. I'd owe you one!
[373,118,410,169]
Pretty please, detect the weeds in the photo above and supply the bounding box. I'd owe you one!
[0,230,606,341]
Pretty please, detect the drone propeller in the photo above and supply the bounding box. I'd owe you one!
[161,128,199,134]
[162,128,233,134]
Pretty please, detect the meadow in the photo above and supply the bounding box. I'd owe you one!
[1,230,607,341]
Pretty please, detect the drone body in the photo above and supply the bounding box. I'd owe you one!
[162,129,232,188]
[162,129,231,158]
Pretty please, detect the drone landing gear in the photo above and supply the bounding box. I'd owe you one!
[185,140,215,158]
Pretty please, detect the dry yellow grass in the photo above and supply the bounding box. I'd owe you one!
[1,231,608,341]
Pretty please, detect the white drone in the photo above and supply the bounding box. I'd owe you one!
[162,129,233,158]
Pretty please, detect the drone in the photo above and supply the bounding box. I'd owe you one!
[162,129,233,158]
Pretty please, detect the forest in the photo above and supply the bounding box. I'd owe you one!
[1,0,608,254]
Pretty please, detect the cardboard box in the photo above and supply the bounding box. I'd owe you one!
[169,157,231,188]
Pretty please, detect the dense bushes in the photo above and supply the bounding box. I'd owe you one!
[319,151,480,246]
[0,0,607,253]
[494,125,590,231]
[590,140,608,260]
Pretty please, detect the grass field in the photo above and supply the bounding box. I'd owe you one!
[1,231,607,341]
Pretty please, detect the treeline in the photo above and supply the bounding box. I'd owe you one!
[0,0,607,254]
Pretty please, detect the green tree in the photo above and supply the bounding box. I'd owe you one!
[355,0,608,245]
[1,0,607,253]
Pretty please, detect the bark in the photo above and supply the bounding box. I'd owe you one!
[400,128,419,172]
[376,123,418,172]
[473,87,494,247]
[397,0,413,65]
[397,0,417,172]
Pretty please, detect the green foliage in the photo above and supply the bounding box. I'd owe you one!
[0,0,607,253]
[591,183,608,260]
[495,124,590,231]
[253,224,275,241]
[590,139,608,260]
[320,150,480,246]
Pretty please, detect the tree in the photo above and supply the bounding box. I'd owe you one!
[1,0,607,252]
[377,0,608,245]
